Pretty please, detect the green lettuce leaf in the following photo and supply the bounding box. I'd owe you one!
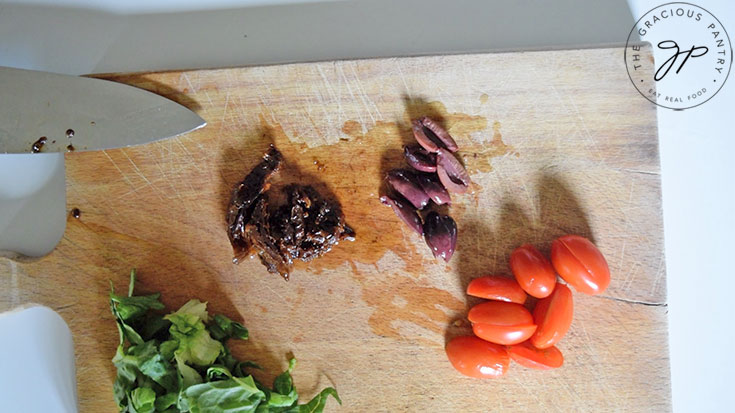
[159,340,178,361]
[209,314,249,341]
[130,387,156,413]
[112,344,143,408]
[139,352,178,393]
[110,270,161,348]
[165,300,223,367]
[273,359,296,396]
[111,270,165,322]
[216,347,261,378]
[112,293,165,322]
[261,358,299,410]
[180,375,266,413]
[176,354,204,389]
[169,299,210,323]
[113,362,136,408]
[172,327,223,368]
[206,366,233,381]
[286,388,341,413]
[112,339,179,403]
[140,314,171,341]
[154,393,178,412]
[165,312,201,337]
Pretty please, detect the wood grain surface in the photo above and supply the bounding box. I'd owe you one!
[0,47,670,412]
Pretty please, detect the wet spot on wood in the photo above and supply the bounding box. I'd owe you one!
[463,120,515,174]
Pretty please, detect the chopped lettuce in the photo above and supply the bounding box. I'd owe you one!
[110,270,340,413]
[209,314,249,341]
[179,376,266,412]
[130,387,156,413]
[165,307,223,367]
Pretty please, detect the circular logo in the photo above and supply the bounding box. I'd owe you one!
[625,2,732,110]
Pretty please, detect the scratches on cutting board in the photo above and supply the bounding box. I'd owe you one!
[220,91,230,129]
[315,64,340,128]
[180,72,197,93]
[649,254,667,298]
[119,149,158,200]
[394,59,412,101]
[336,64,366,129]
[349,61,383,120]
[102,149,137,193]
[178,139,197,163]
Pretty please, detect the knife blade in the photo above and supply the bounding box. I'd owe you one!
[0,67,206,154]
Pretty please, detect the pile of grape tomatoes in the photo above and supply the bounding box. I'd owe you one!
[446,235,610,378]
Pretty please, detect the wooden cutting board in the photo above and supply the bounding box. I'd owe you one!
[0,47,670,412]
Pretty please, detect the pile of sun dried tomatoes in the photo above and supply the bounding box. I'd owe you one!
[446,235,610,377]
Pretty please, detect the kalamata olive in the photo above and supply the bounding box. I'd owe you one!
[415,173,451,205]
[423,212,457,262]
[386,169,430,210]
[380,195,423,235]
[403,144,437,172]
[412,119,442,153]
[419,116,458,152]
[436,149,471,193]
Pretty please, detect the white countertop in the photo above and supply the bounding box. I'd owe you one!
[1,0,733,411]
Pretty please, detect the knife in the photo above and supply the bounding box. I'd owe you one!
[0,66,206,259]
[0,67,206,153]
